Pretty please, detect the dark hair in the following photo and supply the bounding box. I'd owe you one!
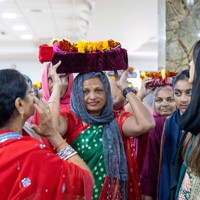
[23,73,32,87]
[182,132,200,176]
[180,40,200,134]
[0,69,28,127]
[192,40,200,64]
[179,41,200,176]
[173,69,189,87]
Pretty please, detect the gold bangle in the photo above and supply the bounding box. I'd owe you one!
[53,139,66,151]
[48,100,59,104]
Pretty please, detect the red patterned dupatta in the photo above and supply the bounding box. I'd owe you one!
[0,130,93,200]
[98,132,142,200]
[114,110,142,200]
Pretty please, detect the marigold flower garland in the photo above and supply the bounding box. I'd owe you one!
[140,69,178,80]
[49,38,121,53]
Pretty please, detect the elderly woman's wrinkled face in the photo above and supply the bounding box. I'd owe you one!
[173,79,192,115]
[83,77,106,116]
[154,87,176,116]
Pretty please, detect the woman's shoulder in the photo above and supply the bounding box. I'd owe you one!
[60,108,81,123]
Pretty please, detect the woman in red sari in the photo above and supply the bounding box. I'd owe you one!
[48,61,155,200]
[0,69,93,200]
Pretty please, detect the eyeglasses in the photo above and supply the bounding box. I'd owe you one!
[27,88,39,97]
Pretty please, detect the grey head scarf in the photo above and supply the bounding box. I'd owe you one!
[70,71,128,199]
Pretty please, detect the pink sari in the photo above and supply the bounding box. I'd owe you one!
[41,63,74,109]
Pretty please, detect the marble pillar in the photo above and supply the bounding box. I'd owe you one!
[166,0,200,71]
[158,0,166,70]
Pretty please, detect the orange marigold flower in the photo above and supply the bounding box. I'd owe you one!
[97,41,104,51]
[129,67,134,71]
[140,70,178,80]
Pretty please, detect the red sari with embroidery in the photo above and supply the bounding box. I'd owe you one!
[0,130,93,200]
[61,108,142,200]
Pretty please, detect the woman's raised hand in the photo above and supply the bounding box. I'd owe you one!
[48,61,69,98]
[137,78,155,100]
[31,97,55,138]
[114,70,129,91]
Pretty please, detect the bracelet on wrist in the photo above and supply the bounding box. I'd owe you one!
[122,87,137,97]
[56,145,77,160]
[53,139,66,151]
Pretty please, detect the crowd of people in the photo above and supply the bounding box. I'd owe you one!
[0,40,200,199]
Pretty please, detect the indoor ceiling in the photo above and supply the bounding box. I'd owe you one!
[0,0,158,75]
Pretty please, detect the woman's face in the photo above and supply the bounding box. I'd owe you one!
[23,86,37,119]
[173,79,192,115]
[83,77,106,116]
[154,87,176,116]
[48,70,69,98]
[189,59,195,83]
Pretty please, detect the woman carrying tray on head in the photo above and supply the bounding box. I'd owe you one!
[48,61,155,200]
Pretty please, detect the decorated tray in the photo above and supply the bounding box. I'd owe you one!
[39,39,128,73]
[140,70,178,87]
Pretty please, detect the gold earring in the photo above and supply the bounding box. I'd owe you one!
[20,112,24,120]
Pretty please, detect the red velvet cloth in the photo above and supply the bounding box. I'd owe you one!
[52,48,128,73]
[0,131,93,200]
[61,109,142,200]
[38,44,53,63]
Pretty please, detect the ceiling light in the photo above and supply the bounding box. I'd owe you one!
[2,12,17,19]
[13,25,26,31]
[20,34,32,40]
